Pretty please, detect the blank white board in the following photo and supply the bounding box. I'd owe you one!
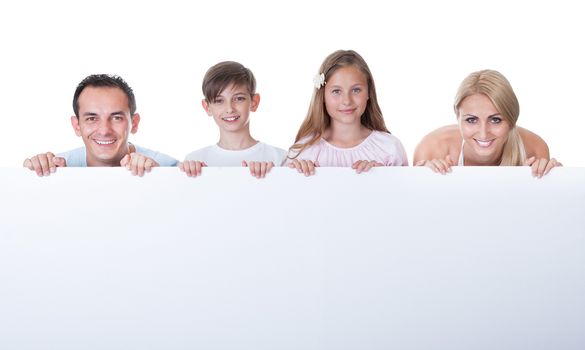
[1,167,584,349]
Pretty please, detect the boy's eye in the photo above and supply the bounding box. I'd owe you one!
[213,99,224,104]
[235,96,247,102]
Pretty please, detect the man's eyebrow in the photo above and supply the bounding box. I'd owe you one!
[110,111,125,116]
[82,112,98,117]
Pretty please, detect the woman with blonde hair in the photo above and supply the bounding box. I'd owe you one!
[413,69,561,177]
[287,49,407,176]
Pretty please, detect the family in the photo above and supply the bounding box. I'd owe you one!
[23,50,561,178]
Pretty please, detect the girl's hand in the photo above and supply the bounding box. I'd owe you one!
[178,160,207,177]
[351,160,382,174]
[242,161,274,179]
[287,159,319,176]
[525,156,562,178]
[414,155,454,175]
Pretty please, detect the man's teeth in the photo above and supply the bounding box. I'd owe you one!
[223,116,239,121]
[95,140,115,145]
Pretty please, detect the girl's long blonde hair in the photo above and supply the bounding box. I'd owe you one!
[454,69,526,166]
[290,50,389,157]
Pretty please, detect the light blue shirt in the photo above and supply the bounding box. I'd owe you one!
[58,145,178,167]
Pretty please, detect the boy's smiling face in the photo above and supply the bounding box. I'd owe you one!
[202,83,260,135]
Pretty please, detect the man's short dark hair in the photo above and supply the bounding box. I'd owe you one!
[72,74,136,118]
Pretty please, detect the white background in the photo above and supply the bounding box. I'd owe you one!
[1,0,583,166]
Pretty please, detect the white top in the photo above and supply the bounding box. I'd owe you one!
[185,142,287,166]
[287,131,408,167]
[458,141,464,166]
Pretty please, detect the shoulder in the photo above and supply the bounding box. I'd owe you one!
[185,145,216,161]
[518,127,550,158]
[134,145,178,166]
[370,130,405,147]
[57,147,86,167]
[257,142,287,165]
[413,125,461,163]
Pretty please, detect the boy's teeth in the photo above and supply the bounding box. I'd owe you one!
[223,116,239,121]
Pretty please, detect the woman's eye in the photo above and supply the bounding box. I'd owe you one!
[465,117,477,124]
[491,117,502,124]
[352,88,361,93]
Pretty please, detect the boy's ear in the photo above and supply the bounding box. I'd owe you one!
[130,113,140,134]
[202,99,212,116]
[71,116,82,137]
[250,93,260,112]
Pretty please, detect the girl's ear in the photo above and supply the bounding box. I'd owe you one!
[250,93,261,112]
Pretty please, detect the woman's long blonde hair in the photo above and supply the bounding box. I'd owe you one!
[289,50,389,157]
[454,69,526,166]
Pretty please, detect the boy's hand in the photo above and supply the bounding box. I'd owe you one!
[179,160,207,177]
[242,161,274,179]
[120,152,159,177]
[23,152,67,176]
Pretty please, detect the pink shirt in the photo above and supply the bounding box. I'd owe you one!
[287,131,408,166]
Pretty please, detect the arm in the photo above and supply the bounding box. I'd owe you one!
[519,127,561,177]
[23,152,67,176]
[413,126,457,174]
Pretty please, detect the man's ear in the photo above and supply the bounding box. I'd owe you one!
[202,99,212,116]
[130,113,140,134]
[251,93,260,112]
[71,116,82,137]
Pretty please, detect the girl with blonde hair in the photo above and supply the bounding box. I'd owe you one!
[287,50,407,175]
[413,69,561,177]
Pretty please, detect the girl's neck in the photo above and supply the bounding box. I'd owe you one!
[324,122,371,148]
[217,130,257,151]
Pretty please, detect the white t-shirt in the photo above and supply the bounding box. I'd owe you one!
[185,142,287,166]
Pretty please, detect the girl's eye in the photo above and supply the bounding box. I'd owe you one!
[465,117,477,124]
[352,88,361,93]
[331,89,341,95]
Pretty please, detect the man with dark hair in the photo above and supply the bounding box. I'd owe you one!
[24,74,177,176]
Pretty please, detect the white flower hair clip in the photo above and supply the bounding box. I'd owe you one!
[313,73,326,90]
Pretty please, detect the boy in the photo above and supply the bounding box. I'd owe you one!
[179,61,286,178]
